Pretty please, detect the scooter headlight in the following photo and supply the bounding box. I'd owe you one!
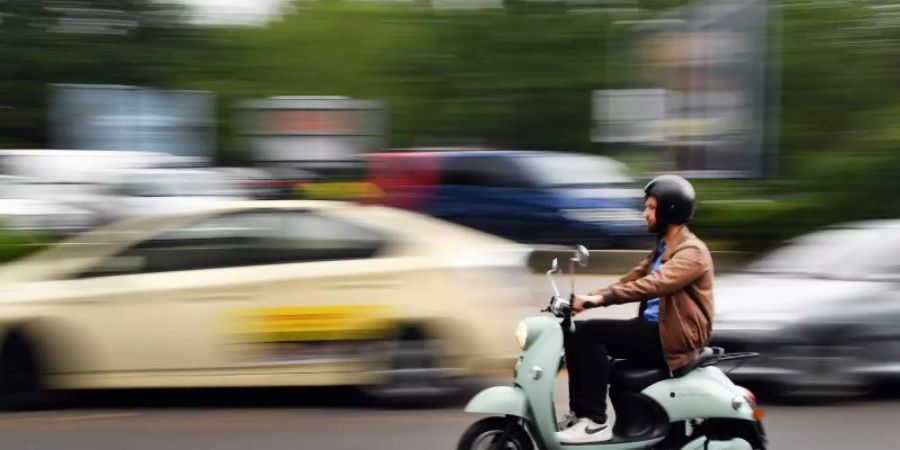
[515,320,528,349]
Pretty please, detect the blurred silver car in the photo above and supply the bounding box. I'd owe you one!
[712,221,900,397]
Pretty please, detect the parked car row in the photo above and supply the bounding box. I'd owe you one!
[0,148,652,250]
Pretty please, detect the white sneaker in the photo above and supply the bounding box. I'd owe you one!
[555,417,613,444]
[556,411,578,430]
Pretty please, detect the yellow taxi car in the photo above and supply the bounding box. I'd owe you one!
[0,201,535,406]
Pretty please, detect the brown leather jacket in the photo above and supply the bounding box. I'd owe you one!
[598,227,714,372]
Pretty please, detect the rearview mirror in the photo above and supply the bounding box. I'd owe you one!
[574,245,590,267]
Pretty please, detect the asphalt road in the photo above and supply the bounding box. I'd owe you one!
[0,383,897,450]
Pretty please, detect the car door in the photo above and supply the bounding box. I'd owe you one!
[216,209,405,377]
[839,235,900,378]
[64,211,287,374]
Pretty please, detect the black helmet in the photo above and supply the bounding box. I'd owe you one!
[644,175,695,228]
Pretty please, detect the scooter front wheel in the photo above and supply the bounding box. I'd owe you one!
[457,417,534,450]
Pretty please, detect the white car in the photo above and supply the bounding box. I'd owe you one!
[102,168,248,221]
[0,176,96,234]
[0,201,534,407]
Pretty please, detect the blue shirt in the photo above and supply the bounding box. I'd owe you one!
[642,242,666,322]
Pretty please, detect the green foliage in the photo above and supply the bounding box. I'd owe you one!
[0,0,200,146]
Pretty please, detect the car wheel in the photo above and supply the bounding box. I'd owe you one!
[0,333,45,410]
[457,417,533,450]
[362,335,467,406]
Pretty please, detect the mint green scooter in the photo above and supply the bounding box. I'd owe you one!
[458,246,767,450]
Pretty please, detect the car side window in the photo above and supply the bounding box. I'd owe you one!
[114,180,141,197]
[441,156,491,186]
[115,177,167,197]
[481,156,531,188]
[440,156,530,188]
[74,210,385,278]
[276,213,385,262]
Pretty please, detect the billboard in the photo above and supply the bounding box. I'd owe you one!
[49,84,215,159]
[594,0,777,178]
[237,96,386,165]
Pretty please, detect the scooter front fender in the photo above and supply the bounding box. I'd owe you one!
[464,386,528,418]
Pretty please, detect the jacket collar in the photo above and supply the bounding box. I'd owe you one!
[661,226,692,261]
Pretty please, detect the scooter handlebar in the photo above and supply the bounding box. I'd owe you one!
[546,296,572,318]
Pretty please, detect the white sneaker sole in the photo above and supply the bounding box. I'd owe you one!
[555,428,613,444]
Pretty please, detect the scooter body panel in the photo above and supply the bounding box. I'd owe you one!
[515,317,665,450]
[463,315,761,450]
[641,367,755,422]
[514,317,567,449]
[464,386,528,418]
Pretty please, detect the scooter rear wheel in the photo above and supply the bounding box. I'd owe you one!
[693,419,767,450]
[457,417,534,450]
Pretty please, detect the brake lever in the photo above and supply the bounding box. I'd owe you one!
[542,295,557,314]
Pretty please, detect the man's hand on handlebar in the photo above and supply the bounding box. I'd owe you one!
[587,284,616,296]
[572,294,605,313]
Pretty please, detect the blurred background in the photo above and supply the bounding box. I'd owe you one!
[0,0,898,449]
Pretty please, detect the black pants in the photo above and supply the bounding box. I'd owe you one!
[565,318,666,424]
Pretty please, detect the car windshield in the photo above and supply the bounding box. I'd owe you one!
[516,154,635,187]
[745,228,884,279]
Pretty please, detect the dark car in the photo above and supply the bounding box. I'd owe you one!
[712,221,900,397]
[365,150,650,248]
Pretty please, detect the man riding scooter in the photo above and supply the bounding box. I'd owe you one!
[557,175,714,444]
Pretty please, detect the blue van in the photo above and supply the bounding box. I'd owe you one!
[367,150,650,249]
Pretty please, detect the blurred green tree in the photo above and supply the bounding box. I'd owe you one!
[0,0,201,147]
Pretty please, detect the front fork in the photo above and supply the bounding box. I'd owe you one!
[491,416,525,450]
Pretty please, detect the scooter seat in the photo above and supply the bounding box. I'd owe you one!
[671,347,723,378]
[609,360,670,392]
